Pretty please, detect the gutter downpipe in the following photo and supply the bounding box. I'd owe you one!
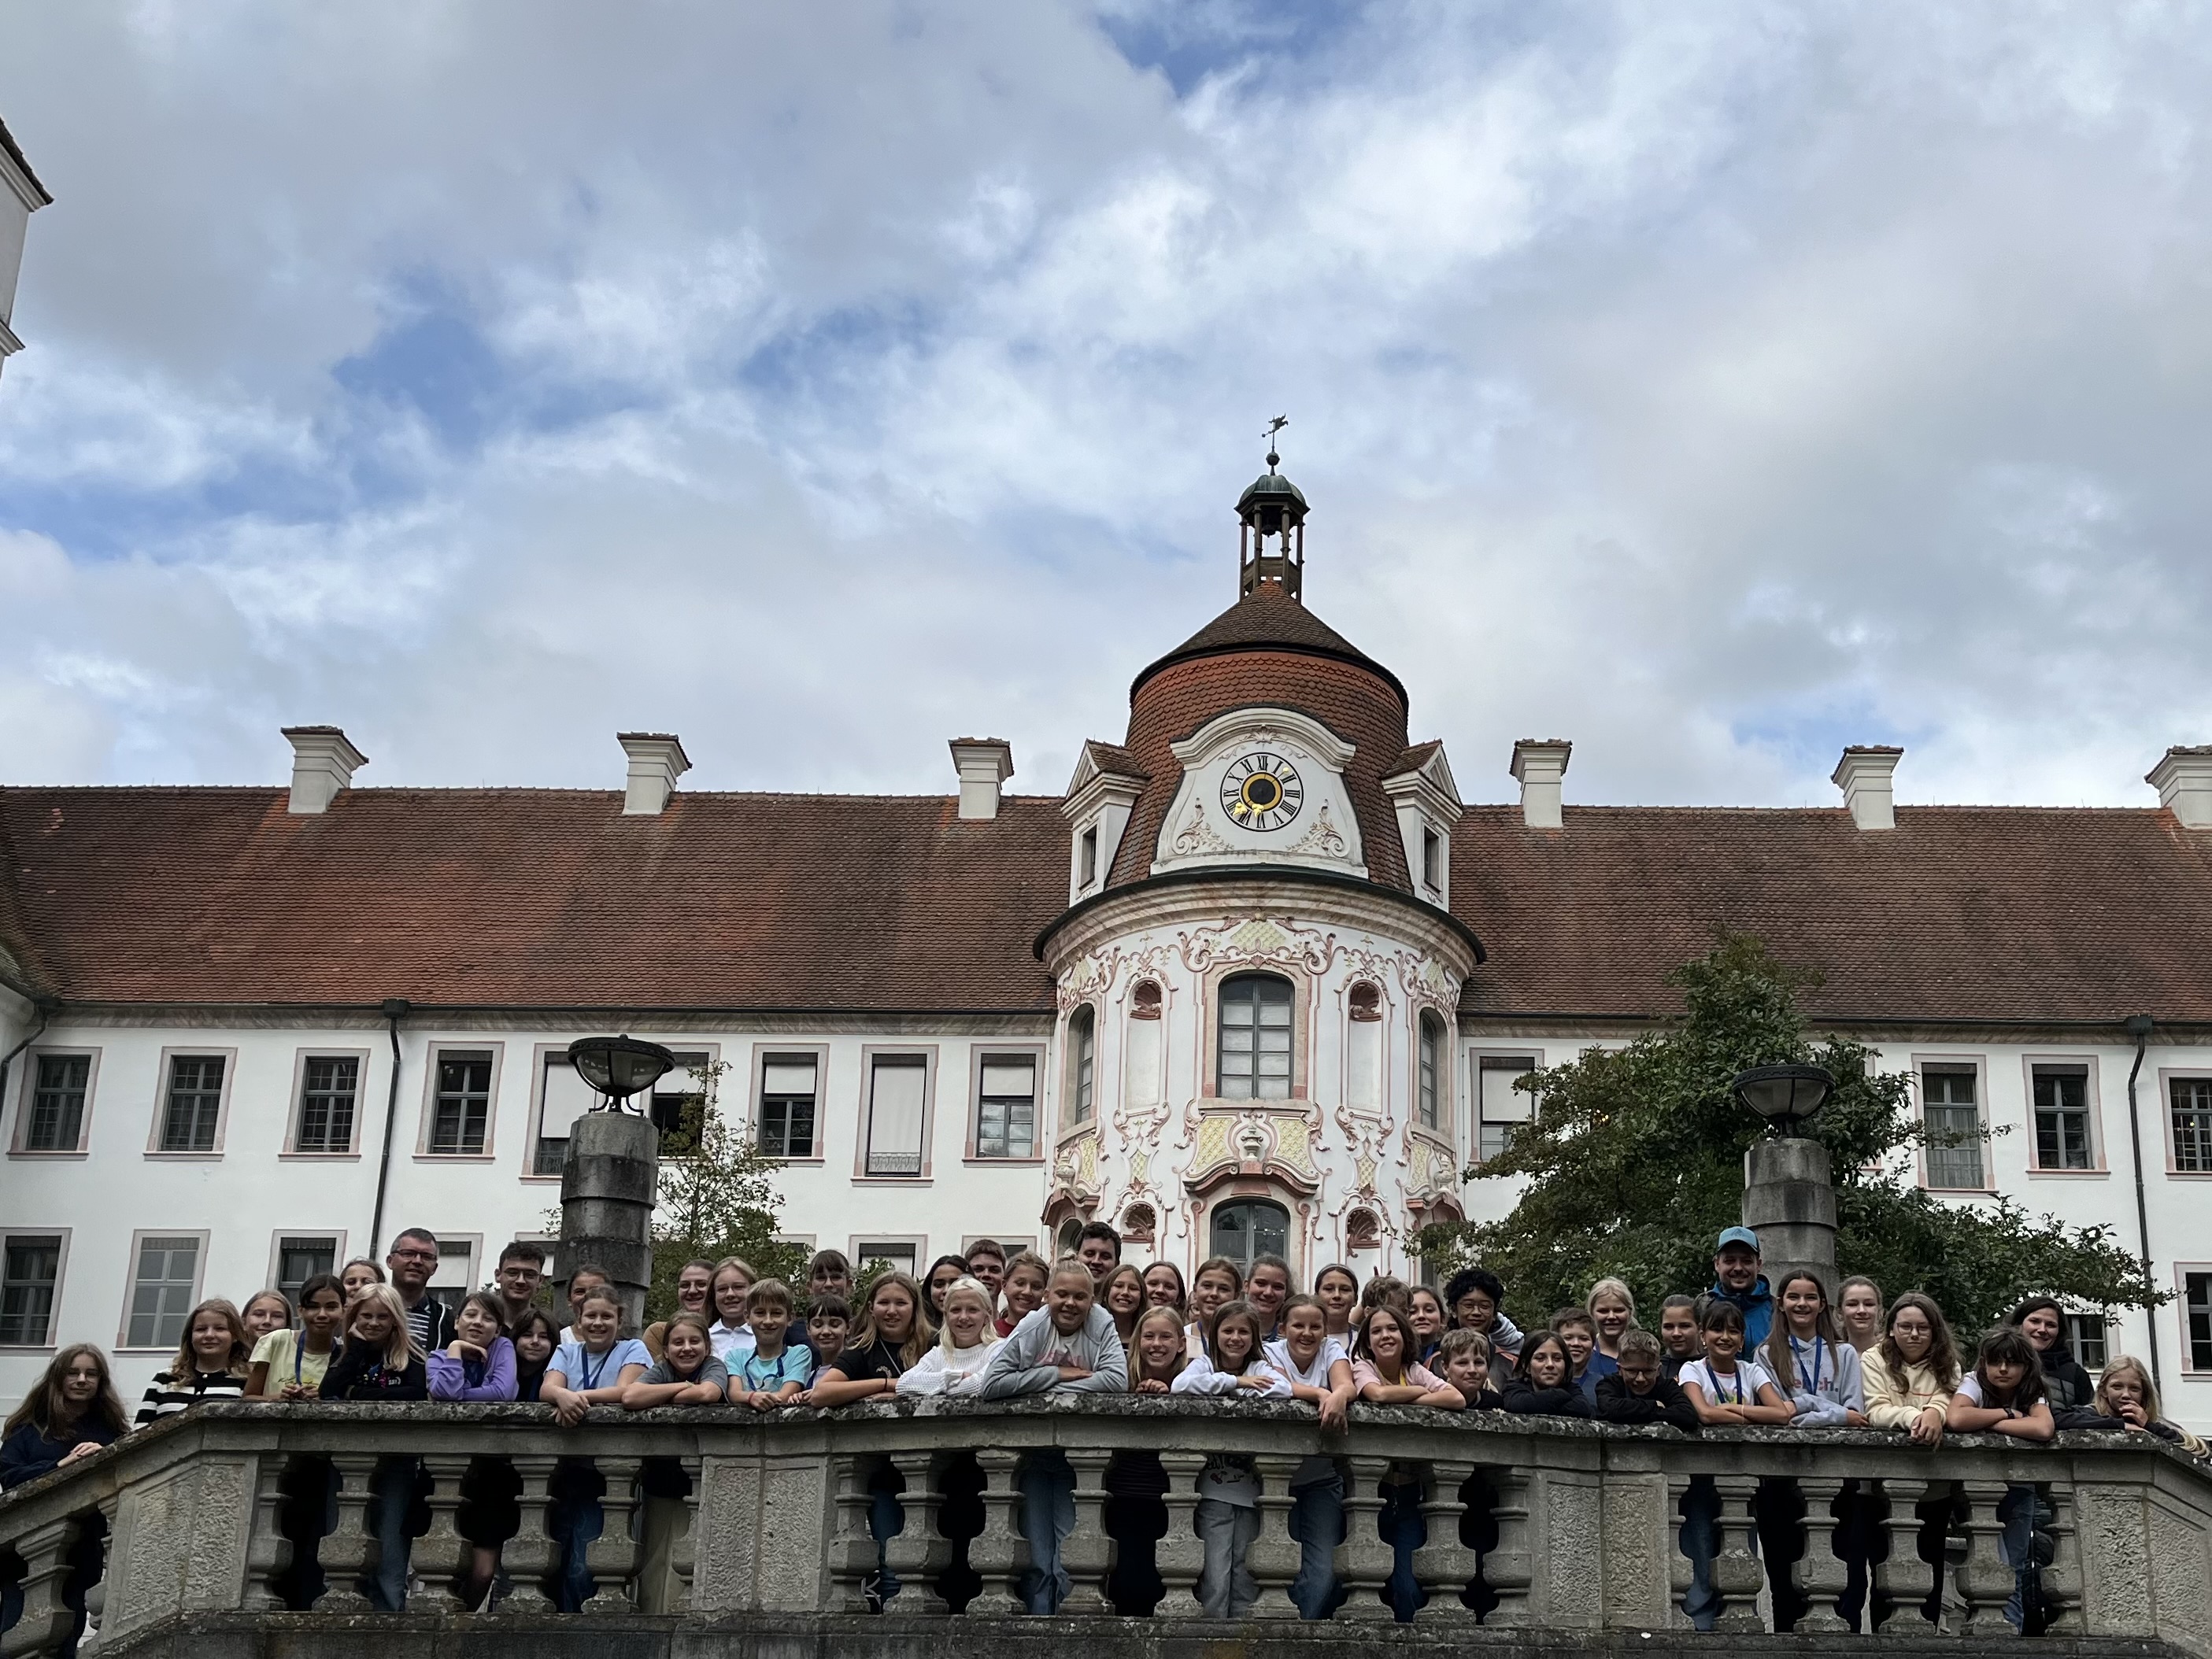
[0,999,57,1108]
[2122,1013,2162,1390]
[368,999,411,1262]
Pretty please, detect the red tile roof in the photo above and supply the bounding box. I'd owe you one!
[1452,804,2212,1025]
[0,787,1066,1012]
[1131,582,1407,708]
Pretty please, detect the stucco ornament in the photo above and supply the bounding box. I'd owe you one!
[1152,706,1367,877]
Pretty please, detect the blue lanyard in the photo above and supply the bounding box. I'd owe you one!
[579,1347,612,1391]
[1793,1336,1826,1396]
[1703,1362,1744,1404]
[294,1336,305,1387]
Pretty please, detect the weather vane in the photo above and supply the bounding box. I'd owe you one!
[1263,414,1288,468]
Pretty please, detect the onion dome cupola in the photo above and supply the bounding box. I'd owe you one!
[1237,440,1310,601]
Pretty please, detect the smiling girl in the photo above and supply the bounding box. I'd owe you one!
[997,1252,1050,1338]
[1837,1277,1885,1354]
[2094,1355,2207,1456]
[1101,1264,1146,1349]
[1127,1306,1190,1393]
[705,1256,756,1369]
[509,1309,559,1403]
[1407,1287,1446,1365]
[241,1290,294,1344]
[246,1273,345,1400]
[1173,1302,1285,1619]
[1141,1262,1187,1321]
[1262,1295,1355,1620]
[1314,1264,1359,1343]
[621,1310,730,1409]
[428,1292,518,1402]
[1948,1326,2055,1631]
[897,1277,1003,1396]
[1501,1332,1595,1419]
[643,1258,716,1363]
[135,1299,252,1424]
[1184,1258,1242,1356]
[2,1346,128,1491]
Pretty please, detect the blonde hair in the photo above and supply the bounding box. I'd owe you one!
[1586,1277,1637,1322]
[2094,1354,2162,1422]
[346,1284,420,1371]
[937,1277,997,1353]
[1130,1306,1188,1387]
[167,1298,250,1386]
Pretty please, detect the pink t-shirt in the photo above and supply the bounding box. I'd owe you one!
[1352,1358,1445,1392]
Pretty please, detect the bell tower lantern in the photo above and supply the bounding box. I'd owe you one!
[1237,422,1308,602]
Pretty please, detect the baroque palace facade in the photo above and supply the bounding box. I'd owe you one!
[4,463,2212,1424]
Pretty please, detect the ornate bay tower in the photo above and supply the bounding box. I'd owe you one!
[1040,453,1480,1279]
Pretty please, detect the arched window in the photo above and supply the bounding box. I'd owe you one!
[1067,1006,1096,1125]
[1217,973,1293,1100]
[1209,1199,1289,1276]
[1418,1013,1443,1131]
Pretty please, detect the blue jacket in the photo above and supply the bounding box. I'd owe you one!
[1707,1275,1774,1348]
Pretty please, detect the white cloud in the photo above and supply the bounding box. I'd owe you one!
[0,0,2208,811]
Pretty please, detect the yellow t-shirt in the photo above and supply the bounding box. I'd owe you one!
[251,1328,334,1391]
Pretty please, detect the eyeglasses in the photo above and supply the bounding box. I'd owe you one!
[390,1249,438,1262]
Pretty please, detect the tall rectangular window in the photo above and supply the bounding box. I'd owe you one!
[2172,1077,2212,1173]
[2065,1313,2107,1372]
[1922,1067,1984,1188]
[294,1056,359,1153]
[0,1236,63,1346]
[534,1054,595,1176]
[275,1236,336,1302]
[2187,1273,2212,1372]
[1478,1055,1537,1161]
[2032,1066,2093,1169]
[758,1055,819,1158]
[864,1057,927,1177]
[1067,1009,1096,1124]
[1078,826,1099,887]
[1417,1016,1441,1131]
[976,1056,1037,1159]
[649,1051,712,1152]
[430,1051,494,1155]
[125,1235,201,1349]
[26,1055,90,1151]
[1217,974,1292,1100]
[1422,828,1443,889]
[159,1055,224,1152]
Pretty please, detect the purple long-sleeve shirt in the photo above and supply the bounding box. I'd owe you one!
[426,1336,518,1402]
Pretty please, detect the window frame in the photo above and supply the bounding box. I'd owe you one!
[1062,1004,1097,1131]
[414,1041,505,1162]
[1470,1047,1542,1165]
[1415,1011,1448,1136]
[2021,1054,2107,1176]
[117,1228,209,1352]
[852,1044,937,1184]
[2064,1312,2108,1373]
[2160,1069,2212,1178]
[523,1044,597,1182]
[1912,1053,1993,1194]
[2179,1264,2212,1376]
[967,1042,1046,1164]
[10,1047,101,1158]
[749,1041,829,1165]
[145,1047,239,1159]
[646,1046,718,1155]
[847,1236,926,1281]
[0,1227,72,1351]
[265,1232,346,1302]
[1211,970,1297,1103]
[424,1235,483,1318]
[282,1047,371,1158]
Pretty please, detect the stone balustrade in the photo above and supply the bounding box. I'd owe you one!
[1,1397,2208,1658]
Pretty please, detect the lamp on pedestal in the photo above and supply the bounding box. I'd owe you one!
[559,1035,677,1332]
[1732,1062,1840,1297]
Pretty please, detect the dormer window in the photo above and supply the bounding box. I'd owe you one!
[1422,828,1443,890]
[1079,826,1099,887]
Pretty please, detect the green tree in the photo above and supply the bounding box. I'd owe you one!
[1415,933,2162,1339]
[648,1061,809,1321]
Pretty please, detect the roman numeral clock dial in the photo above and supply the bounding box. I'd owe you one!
[1220,752,1304,833]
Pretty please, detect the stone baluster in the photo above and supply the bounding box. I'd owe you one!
[1710,1472,1766,1631]
[1793,1474,1852,1633]
[1874,1476,1935,1638]
[664,1455,705,1613]
[76,1487,123,1648]
[1411,1458,1481,1624]
[2038,1480,2081,1635]
[1057,1448,1115,1615]
[882,1451,949,1613]
[823,1456,878,1614]
[1482,1464,1537,1627]
[242,1454,295,1612]
[1245,1452,1306,1620]
[1955,1478,2018,1636]
[1152,1451,1208,1618]
[312,1452,379,1613]
[1663,1470,1697,1628]
[407,1453,475,1613]
[963,1448,1027,1615]
[498,1454,560,1615]
[1333,1455,1397,1621]
[1,1516,83,1659]
[582,1455,644,1613]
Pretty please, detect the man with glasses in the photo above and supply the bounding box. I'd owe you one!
[387,1227,458,1354]
[490,1240,549,1330]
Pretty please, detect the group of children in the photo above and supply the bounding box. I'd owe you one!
[3,1221,2204,1631]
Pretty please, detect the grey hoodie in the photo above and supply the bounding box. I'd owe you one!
[978,1303,1128,1397]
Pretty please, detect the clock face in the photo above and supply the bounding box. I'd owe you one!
[1220,751,1304,832]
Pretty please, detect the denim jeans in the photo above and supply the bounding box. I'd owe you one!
[1379,1480,1426,1623]
[1681,1475,1722,1630]
[549,1491,604,1613]
[1195,1499,1260,1617]
[1018,1450,1076,1614]
[370,1456,420,1612]
[1998,1484,2047,1631]
[869,1482,904,1602]
[1288,1474,1345,1620]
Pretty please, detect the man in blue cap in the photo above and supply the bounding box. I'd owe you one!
[1706,1226,1774,1347]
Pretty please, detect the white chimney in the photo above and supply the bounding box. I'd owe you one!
[949,737,1015,820]
[1832,745,1902,830]
[1509,739,1572,830]
[617,732,690,816]
[2147,745,2212,828]
[283,726,367,815]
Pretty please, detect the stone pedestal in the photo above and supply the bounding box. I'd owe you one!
[1741,1135,1837,1297]
[560,1109,659,1331]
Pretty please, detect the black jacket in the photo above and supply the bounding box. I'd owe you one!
[1,1420,120,1490]
[1501,1378,1593,1417]
[1595,1372,1700,1431]
[319,1340,430,1402]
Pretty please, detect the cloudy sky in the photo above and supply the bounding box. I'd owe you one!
[2,2,2208,810]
